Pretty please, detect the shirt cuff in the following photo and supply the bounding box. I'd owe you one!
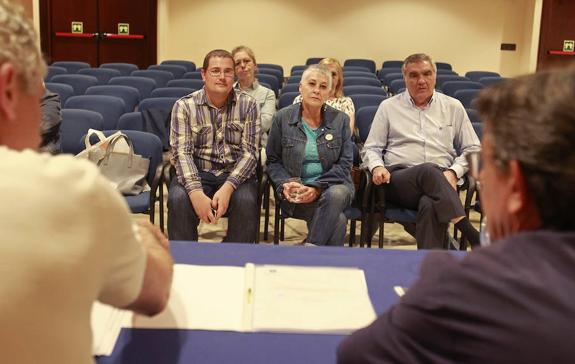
[450,164,465,179]
[225,176,240,190]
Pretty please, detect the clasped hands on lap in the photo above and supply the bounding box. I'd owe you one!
[371,166,458,190]
[188,182,235,223]
[282,180,320,204]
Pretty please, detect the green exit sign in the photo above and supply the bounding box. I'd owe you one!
[118,23,130,35]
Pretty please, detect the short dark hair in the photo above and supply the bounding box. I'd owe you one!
[402,53,437,74]
[202,49,234,71]
[475,67,575,230]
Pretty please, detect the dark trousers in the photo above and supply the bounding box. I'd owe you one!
[376,163,465,249]
[168,171,259,243]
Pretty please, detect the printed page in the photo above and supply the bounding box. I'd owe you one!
[132,264,246,331]
[250,265,377,333]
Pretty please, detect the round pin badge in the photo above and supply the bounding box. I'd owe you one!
[325,134,333,141]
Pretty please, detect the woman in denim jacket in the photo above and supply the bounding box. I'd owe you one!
[266,64,354,246]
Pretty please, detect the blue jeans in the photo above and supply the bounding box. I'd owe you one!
[282,184,352,246]
[168,171,258,243]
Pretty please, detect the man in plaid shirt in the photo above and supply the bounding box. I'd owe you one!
[168,49,261,242]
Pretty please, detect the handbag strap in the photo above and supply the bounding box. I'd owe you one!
[83,129,107,149]
[97,134,136,167]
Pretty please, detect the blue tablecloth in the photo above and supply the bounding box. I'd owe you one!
[97,242,463,364]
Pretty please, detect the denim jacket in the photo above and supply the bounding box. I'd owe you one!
[266,103,354,198]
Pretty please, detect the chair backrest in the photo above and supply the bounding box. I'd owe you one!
[343,71,378,79]
[290,65,306,75]
[472,122,483,140]
[453,89,481,109]
[478,76,506,87]
[281,83,300,94]
[117,111,144,131]
[108,76,157,99]
[100,63,139,76]
[161,60,196,72]
[305,57,324,65]
[131,70,174,88]
[45,66,67,81]
[377,67,402,80]
[381,60,403,69]
[139,97,178,115]
[278,92,300,109]
[258,63,284,78]
[151,87,195,98]
[137,97,178,150]
[50,74,99,95]
[389,79,406,95]
[78,68,121,85]
[343,66,371,73]
[291,69,304,76]
[343,85,387,96]
[465,71,501,82]
[85,85,141,113]
[343,77,382,87]
[45,82,74,105]
[286,75,302,84]
[349,94,387,114]
[60,109,104,154]
[64,95,126,130]
[148,64,187,79]
[344,59,376,73]
[51,61,90,73]
[257,68,283,87]
[183,71,203,79]
[256,74,279,96]
[355,105,379,143]
[441,81,484,97]
[435,75,470,89]
[436,62,453,71]
[382,72,404,88]
[167,79,204,89]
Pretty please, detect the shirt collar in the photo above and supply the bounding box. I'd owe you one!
[198,87,237,108]
[403,90,435,109]
[233,79,260,92]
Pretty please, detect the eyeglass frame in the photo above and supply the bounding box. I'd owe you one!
[206,68,235,78]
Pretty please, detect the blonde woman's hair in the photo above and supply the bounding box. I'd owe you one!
[319,57,343,98]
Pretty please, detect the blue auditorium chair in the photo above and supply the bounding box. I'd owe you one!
[78,68,121,85]
[131,70,174,88]
[59,109,104,154]
[465,71,501,82]
[454,89,482,109]
[151,87,195,98]
[343,77,382,87]
[343,85,387,96]
[64,95,126,130]
[344,59,376,73]
[45,66,67,81]
[182,71,203,79]
[45,82,74,105]
[51,61,90,73]
[278,92,300,109]
[108,76,157,99]
[85,85,141,113]
[50,74,98,95]
[441,81,484,97]
[167,79,204,89]
[100,63,138,76]
[161,60,196,72]
[148,64,187,79]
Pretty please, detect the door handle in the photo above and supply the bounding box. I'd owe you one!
[101,33,145,40]
[55,32,98,38]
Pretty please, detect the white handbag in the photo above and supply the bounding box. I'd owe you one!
[76,130,150,195]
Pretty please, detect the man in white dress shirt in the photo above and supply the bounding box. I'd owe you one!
[361,53,480,249]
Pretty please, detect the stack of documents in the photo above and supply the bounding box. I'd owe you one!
[92,263,377,355]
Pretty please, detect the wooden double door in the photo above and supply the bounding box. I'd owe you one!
[537,0,575,70]
[40,0,157,68]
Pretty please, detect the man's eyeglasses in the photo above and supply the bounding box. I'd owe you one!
[207,68,234,78]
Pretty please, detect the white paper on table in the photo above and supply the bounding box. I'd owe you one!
[250,265,377,333]
[132,264,246,331]
[91,301,133,356]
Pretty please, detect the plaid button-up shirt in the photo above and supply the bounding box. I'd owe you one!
[170,88,261,194]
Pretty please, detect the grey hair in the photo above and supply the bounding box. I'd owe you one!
[402,53,437,74]
[0,0,46,92]
[301,64,333,91]
[475,67,575,230]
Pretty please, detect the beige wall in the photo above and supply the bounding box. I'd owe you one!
[159,0,540,76]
